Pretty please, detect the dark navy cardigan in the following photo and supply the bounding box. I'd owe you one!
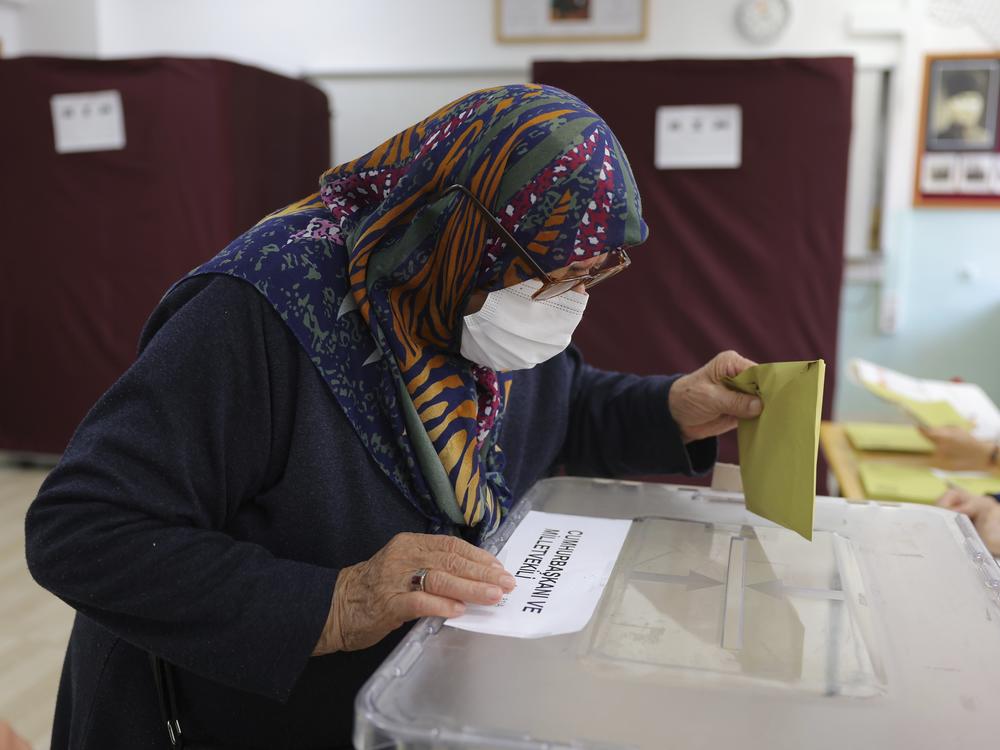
[25,275,714,749]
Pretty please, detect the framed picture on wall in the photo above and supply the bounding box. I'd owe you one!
[496,0,647,43]
[926,58,999,151]
[915,53,1000,207]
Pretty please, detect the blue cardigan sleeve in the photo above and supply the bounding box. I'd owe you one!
[24,277,340,702]
[557,346,717,478]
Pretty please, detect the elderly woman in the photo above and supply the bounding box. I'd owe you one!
[26,85,760,749]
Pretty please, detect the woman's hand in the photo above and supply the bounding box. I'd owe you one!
[313,532,516,655]
[668,350,762,442]
[938,487,1000,555]
[0,721,31,750]
[921,426,997,470]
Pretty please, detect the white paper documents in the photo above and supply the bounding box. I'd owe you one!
[445,510,631,638]
[850,358,1000,441]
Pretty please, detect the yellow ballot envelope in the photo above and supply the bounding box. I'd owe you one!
[858,461,1000,503]
[724,360,826,541]
[952,476,1000,496]
[858,463,1000,503]
[897,398,972,430]
[859,379,972,430]
[857,462,947,503]
[843,422,934,453]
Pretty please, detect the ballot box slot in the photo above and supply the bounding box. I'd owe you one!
[721,536,748,651]
[690,489,745,505]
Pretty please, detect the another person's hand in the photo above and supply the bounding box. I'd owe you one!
[313,533,516,655]
[668,350,762,442]
[0,720,31,750]
[938,487,1000,555]
[920,426,998,470]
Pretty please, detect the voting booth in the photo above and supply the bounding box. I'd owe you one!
[533,59,853,492]
[0,57,330,456]
[356,477,1000,749]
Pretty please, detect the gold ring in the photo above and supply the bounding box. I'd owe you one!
[410,568,429,592]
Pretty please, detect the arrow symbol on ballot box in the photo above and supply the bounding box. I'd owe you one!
[748,579,845,601]
[629,570,723,591]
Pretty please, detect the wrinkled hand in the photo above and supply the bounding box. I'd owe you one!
[938,487,1000,555]
[921,426,996,470]
[313,533,516,655]
[668,350,762,443]
[0,721,31,750]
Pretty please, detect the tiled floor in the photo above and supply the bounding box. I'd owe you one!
[0,467,73,750]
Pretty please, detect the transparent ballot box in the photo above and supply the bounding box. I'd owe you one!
[355,477,1000,749]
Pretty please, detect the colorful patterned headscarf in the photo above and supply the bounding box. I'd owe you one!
[181,84,647,538]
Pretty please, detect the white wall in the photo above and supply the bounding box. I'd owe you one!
[314,72,533,167]
[96,0,897,72]
[17,0,100,56]
[0,4,20,57]
[94,0,906,164]
[86,0,958,223]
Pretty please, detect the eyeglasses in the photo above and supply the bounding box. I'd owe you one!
[440,183,631,301]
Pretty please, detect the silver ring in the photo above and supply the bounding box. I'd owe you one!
[410,568,430,592]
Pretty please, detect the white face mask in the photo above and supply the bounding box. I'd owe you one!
[460,278,588,371]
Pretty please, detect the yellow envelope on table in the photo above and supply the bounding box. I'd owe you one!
[724,360,826,541]
[858,463,1000,502]
[949,476,1000,496]
[843,422,934,453]
[857,463,947,504]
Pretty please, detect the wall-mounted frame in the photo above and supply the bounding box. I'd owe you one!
[496,0,647,43]
[914,53,1000,208]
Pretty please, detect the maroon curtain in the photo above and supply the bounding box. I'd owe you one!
[534,58,852,490]
[0,57,330,455]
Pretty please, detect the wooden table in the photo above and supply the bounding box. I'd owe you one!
[819,421,1000,500]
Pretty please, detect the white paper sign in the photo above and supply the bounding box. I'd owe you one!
[445,510,631,638]
[655,105,741,170]
[50,90,126,154]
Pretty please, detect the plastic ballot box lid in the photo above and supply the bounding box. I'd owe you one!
[354,477,1000,750]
